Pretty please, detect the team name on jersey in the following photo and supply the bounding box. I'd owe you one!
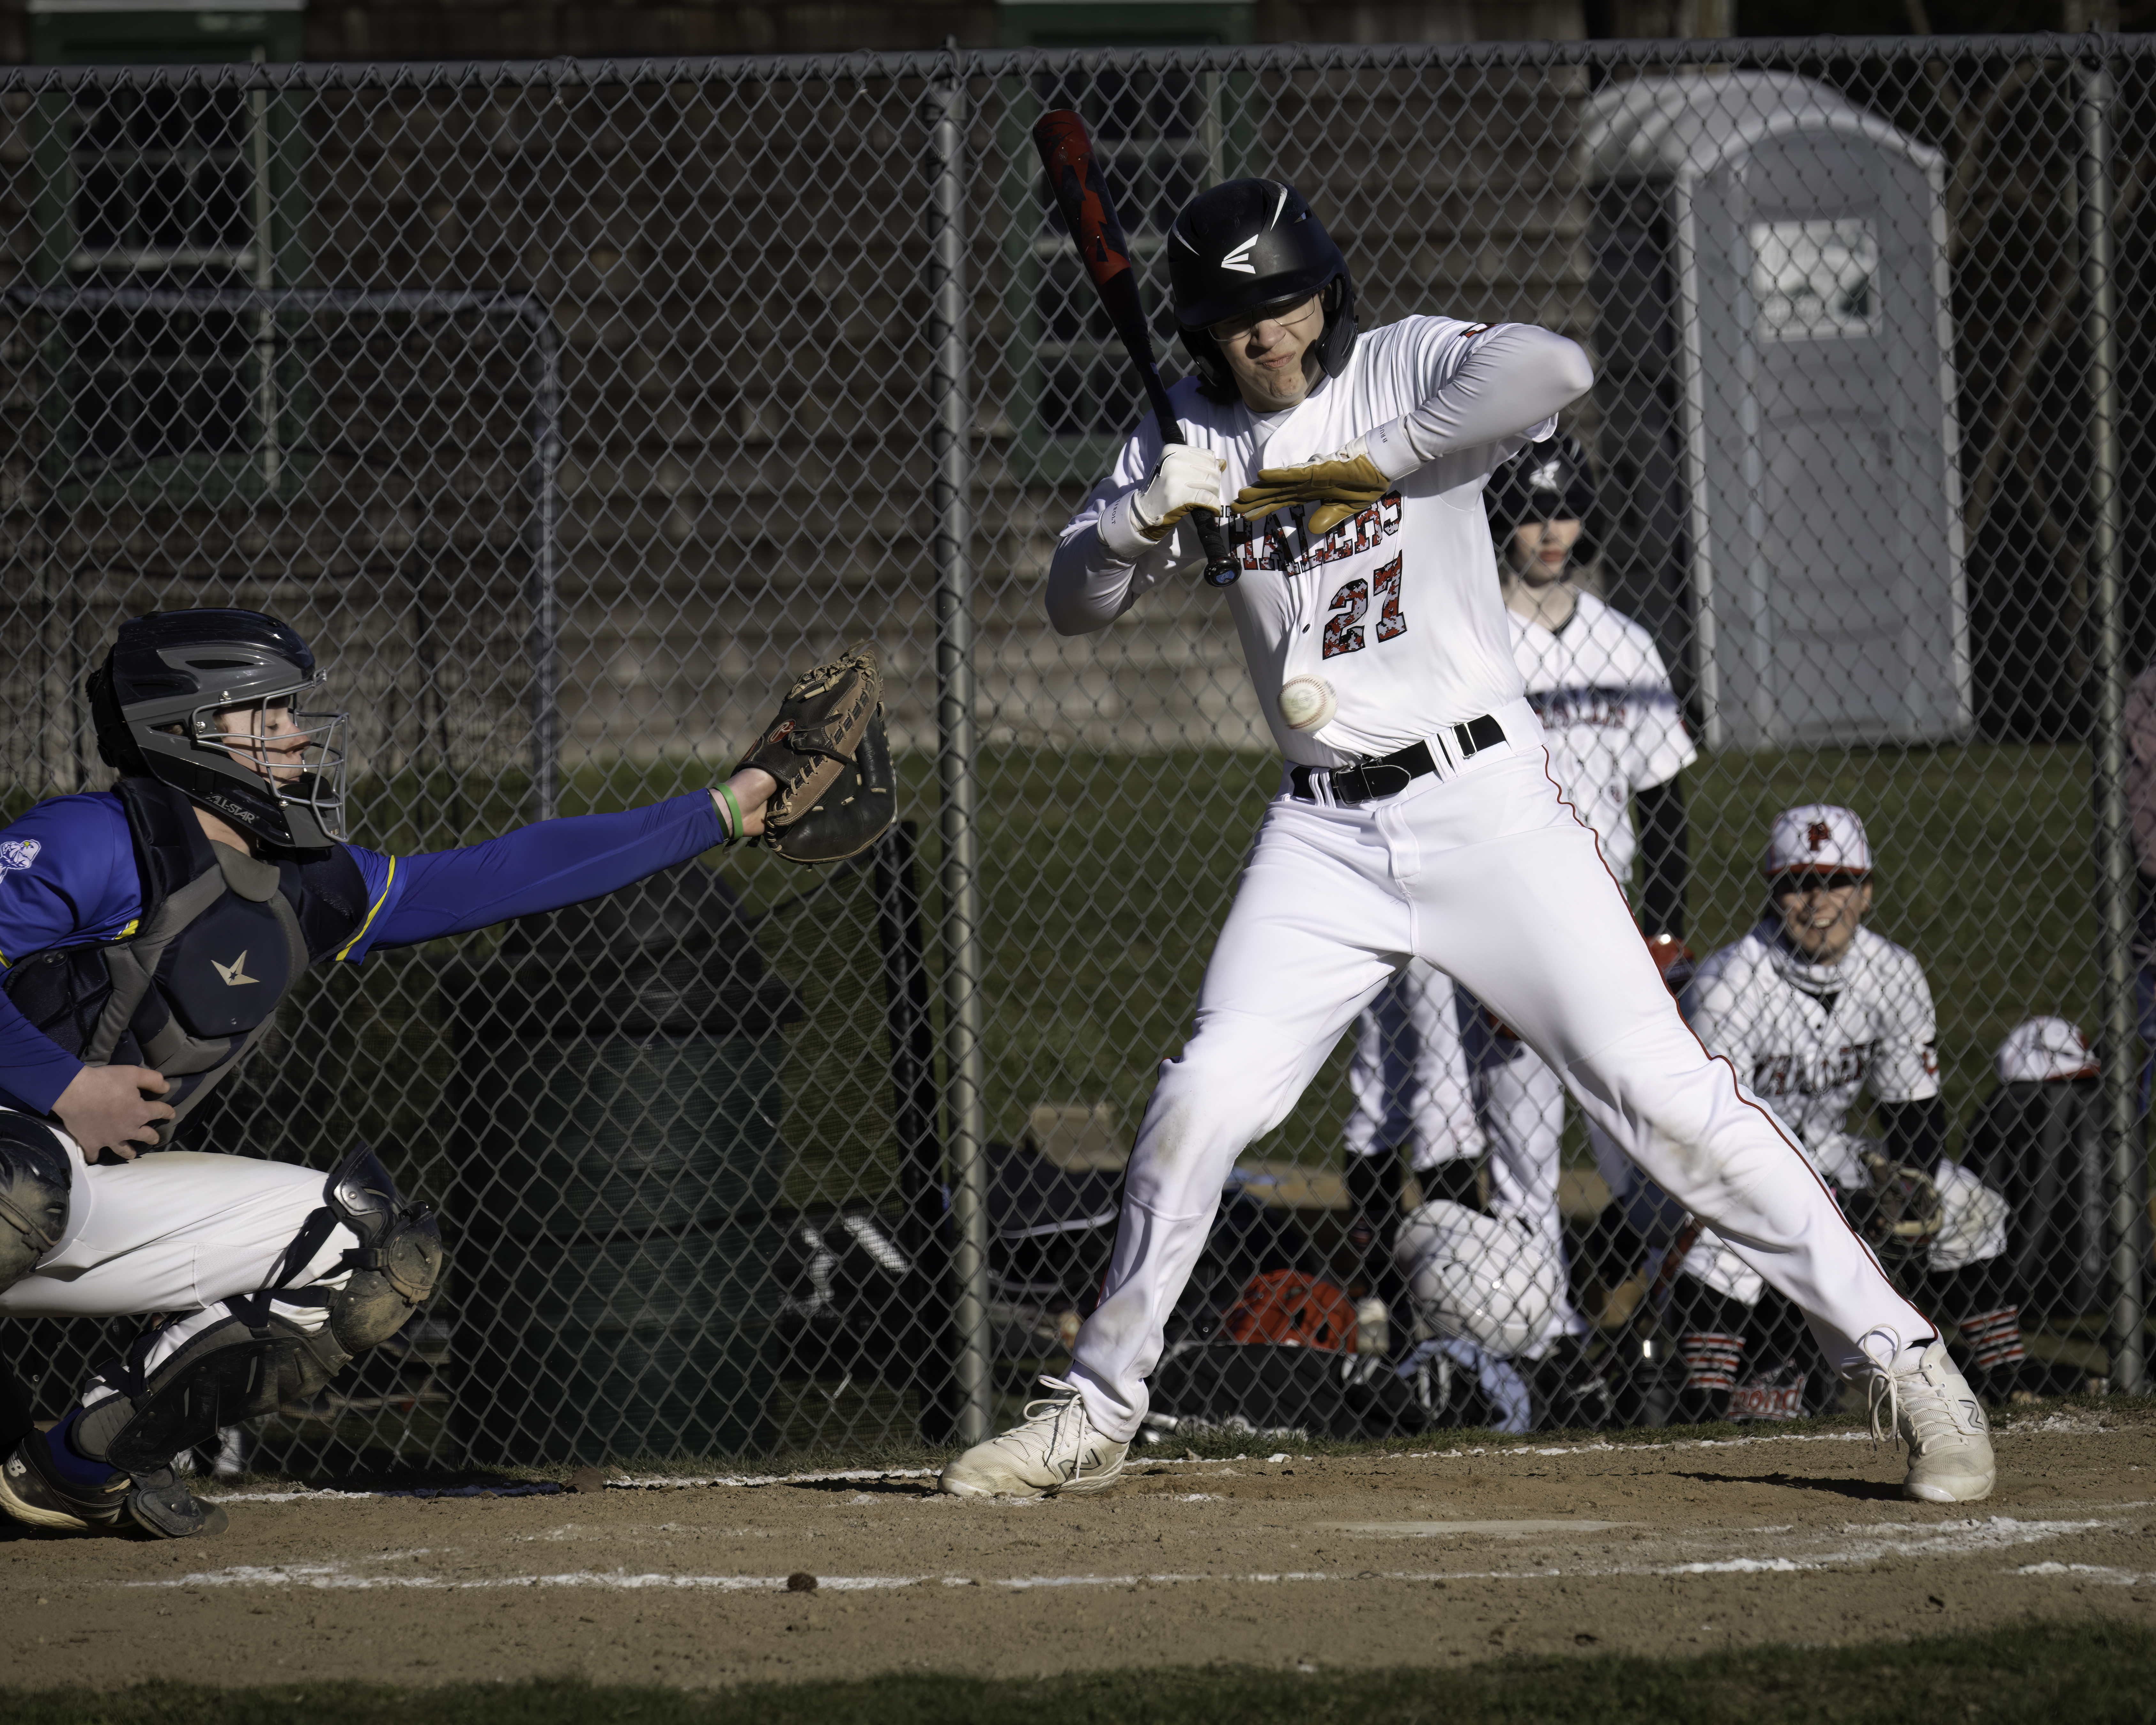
[1749,1040,1880,1100]
[1233,493,1403,577]
[1530,685,1635,731]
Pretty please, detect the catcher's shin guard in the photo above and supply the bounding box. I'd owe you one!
[62,1145,440,1538]
[77,1307,347,1477]
[60,1307,331,1540]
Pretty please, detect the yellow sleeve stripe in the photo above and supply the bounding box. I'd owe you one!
[4,913,136,969]
[334,856,397,962]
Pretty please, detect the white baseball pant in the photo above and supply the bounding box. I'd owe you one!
[1067,709,1933,1443]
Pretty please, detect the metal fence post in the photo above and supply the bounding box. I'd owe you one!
[524,307,563,824]
[926,54,994,1447]
[2076,55,2147,1398]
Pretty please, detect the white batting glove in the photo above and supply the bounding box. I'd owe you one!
[1135,445,1227,539]
[1100,446,1227,560]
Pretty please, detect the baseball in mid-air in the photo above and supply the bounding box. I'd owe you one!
[1278,674,1337,732]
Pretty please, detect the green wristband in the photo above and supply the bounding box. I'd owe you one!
[714,783,745,845]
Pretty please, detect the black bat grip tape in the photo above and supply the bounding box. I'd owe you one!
[1197,510,1240,587]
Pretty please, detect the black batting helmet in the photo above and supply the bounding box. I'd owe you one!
[1485,433,1600,561]
[1168,179,1357,399]
[88,608,349,850]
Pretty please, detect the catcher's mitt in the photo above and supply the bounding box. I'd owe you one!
[735,642,896,866]
[1842,1149,1945,1267]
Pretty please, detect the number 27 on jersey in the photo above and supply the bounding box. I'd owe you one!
[1321,555,1408,660]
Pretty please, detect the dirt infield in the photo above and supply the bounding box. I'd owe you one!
[4,1409,2152,1692]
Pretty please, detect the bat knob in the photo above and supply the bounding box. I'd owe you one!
[1203,558,1241,588]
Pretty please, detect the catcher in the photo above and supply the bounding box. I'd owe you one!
[1665,804,2014,1419]
[0,607,890,1539]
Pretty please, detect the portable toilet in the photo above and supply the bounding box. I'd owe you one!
[1585,72,1970,749]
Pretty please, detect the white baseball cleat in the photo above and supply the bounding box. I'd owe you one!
[1861,1337,1996,1503]
[938,1376,1129,1499]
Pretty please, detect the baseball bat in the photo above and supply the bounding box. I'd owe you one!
[1032,108,1242,589]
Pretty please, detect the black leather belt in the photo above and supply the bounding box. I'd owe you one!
[1289,714,1507,807]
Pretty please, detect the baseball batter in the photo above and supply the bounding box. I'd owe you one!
[0,608,886,1538]
[1671,806,2021,1414]
[939,177,1994,1504]
[1342,435,1696,1405]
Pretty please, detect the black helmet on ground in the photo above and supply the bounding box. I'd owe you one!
[87,608,349,850]
[1168,179,1357,401]
[1486,433,1600,561]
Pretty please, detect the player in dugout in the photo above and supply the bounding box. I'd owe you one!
[0,607,889,1540]
[1340,433,1695,1430]
[1665,805,2024,1419]
[942,175,1995,1505]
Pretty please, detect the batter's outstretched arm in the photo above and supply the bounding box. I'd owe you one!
[1233,324,1592,528]
[1369,324,1593,471]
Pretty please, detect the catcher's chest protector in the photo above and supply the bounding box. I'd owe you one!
[1,778,370,1141]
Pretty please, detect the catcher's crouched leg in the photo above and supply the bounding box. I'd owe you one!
[737,641,897,864]
[2,1144,442,1539]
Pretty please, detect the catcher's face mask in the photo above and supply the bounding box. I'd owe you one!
[197,683,348,833]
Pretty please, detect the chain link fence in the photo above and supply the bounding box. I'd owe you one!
[1,36,2150,1471]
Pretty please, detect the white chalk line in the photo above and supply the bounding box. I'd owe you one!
[2012,1562,2152,1586]
[205,1466,944,1504]
[89,1513,2134,1596]
[200,1429,2015,1506]
[192,1415,2139,1508]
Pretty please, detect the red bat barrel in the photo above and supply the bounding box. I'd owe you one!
[1030,107,1242,588]
[1032,109,1151,348]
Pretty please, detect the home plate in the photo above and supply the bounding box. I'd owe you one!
[1319,1520,1634,1537]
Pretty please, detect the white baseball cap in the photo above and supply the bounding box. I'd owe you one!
[1995,1016,2100,1083]
[1763,804,1872,877]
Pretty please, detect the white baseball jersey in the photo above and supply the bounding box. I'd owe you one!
[1681,921,1940,1167]
[1513,593,1695,889]
[1062,316,1554,766]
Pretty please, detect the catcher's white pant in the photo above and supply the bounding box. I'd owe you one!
[1067,713,1934,1443]
[0,1131,355,1400]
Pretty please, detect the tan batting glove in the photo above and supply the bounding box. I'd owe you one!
[1232,435,1391,538]
[1133,445,1228,542]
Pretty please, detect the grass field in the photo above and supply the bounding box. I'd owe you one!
[11,1622,2155,1725]
[547,738,2121,1182]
